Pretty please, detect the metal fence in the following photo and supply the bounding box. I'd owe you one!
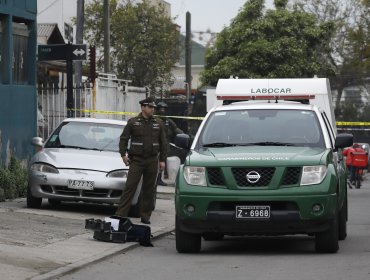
[37,83,93,139]
[37,74,147,139]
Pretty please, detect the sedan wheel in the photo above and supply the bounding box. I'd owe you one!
[27,185,42,208]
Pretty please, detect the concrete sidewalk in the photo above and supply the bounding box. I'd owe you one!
[0,186,175,280]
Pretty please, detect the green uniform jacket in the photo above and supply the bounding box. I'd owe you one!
[159,117,184,143]
[119,113,167,162]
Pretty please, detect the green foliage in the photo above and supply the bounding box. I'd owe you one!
[0,157,28,201]
[294,0,370,112]
[83,0,179,89]
[201,0,335,86]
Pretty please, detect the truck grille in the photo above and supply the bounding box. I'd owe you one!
[232,167,275,187]
[281,167,301,185]
[207,168,225,186]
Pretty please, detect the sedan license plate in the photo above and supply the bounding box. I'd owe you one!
[68,179,94,190]
[236,205,270,219]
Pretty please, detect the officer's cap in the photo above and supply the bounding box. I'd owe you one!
[157,102,168,108]
[139,97,156,107]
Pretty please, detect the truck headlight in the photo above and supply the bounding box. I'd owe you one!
[31,163,59,174]
[300,165,327,186]
[107,170,128,178]
[184,166,206,186]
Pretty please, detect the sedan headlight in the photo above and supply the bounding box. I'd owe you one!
[184,166,206,186]
[107,170,128,178]
[300,165,327,186]
[31,163,59,174]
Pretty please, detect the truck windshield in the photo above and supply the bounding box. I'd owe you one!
[199,109,325,148]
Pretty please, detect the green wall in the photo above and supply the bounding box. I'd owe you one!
[0,0,37,165]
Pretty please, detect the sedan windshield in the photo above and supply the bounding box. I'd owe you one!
[199,109,325,148]
[45,121,123,152]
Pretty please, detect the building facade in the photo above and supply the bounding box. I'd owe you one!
[0,0,37,165]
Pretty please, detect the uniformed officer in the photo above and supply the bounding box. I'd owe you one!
[156,102,184,185]
[115,97,167,224]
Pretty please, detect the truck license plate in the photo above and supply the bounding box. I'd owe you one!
[235,205,270,219]
[68,179,94,190]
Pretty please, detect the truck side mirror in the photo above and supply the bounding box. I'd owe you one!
[335,133,353,150]
[174,134,191,150]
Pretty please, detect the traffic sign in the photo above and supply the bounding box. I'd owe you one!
[71,44,87,61]
[38,44,87,61]
[38,44,67,61]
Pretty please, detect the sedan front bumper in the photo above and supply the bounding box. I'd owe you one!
[29,169,126,204]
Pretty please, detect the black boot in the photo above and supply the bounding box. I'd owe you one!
[157,174,167,186]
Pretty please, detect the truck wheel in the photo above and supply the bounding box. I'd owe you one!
[26,185,42,208]
[338,194,348,241]
[176,217,201,253]
[203,232,224,241]
[48,199,61,206]
[315,215,339,253]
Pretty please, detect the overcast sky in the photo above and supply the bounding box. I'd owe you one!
[38,0,275,37]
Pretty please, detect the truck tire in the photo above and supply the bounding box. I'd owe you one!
[338,194,348,241]
[315,215,339,253]
[26,185,42,208]
[48,199,61,206]
[176,217,201,253]
[203,233,224,241]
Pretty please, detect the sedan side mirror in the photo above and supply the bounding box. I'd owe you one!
[174,134,192,150]
[31,137,44,148]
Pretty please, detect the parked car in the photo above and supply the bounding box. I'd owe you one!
[28,118,142,213]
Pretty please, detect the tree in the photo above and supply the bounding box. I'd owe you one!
[293,0,370,115]
[83,0,179,90]
[201,0,335,86]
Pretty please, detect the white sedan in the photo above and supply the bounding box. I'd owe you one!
[27,118,142,212]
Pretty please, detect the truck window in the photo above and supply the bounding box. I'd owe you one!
[199,109,325,148]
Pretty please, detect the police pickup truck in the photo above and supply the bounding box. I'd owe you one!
[174,78,353,254]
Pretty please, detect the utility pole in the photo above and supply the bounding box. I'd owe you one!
[75,0,84,116]
[185,12,192,105]
[104,0,111,73]
[66,42,74,118]
[185,12,192,133]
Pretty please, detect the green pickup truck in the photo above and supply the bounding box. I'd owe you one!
[174,78,353,254]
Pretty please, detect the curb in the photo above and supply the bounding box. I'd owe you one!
[30,226,175,280]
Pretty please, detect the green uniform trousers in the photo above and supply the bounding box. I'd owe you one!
[115,156,159,220]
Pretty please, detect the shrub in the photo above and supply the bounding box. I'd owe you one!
[0,157,28,200]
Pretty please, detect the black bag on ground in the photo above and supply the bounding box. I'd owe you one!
[85,218,111,232]
[109,215,133,232]
[127,224,153,247]
[93,230,127,243]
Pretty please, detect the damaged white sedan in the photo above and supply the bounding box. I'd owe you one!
[27,118,142,211]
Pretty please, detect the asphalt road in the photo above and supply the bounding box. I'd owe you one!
[57,176,370,280]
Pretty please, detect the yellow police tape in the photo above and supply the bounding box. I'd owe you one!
[71,109,370,124]
[70,109,370,123]
[336,122,370,126]
[71,108,205,120]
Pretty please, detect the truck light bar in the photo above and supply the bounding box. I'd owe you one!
[217,95,316,100]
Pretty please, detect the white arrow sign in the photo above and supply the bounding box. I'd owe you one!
[73,49,86,56]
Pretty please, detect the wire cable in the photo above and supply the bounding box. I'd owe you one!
[38,0,60,15]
